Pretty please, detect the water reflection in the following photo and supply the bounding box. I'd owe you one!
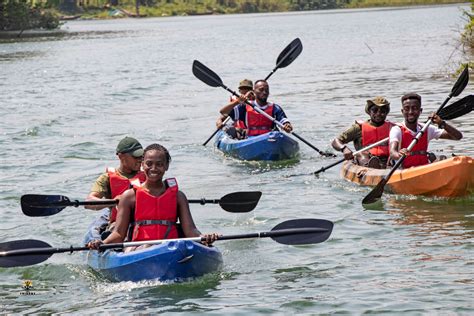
[384,196,474,236]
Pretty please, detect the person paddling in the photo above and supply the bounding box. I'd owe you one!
[216,79,255,139]
[87,143,218,251]
[217,79,293,138]
[389,93,463,168]
[85,137,145,232]
[331,96,393,169]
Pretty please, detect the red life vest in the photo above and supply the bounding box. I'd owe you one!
[229,96,246,129]
[399,124,429,168]
[361,121,392,157]
[131,178,179,242]
[107,167,146,223]
[246,103,274,136]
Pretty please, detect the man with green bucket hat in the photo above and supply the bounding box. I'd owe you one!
[331,96,393,169]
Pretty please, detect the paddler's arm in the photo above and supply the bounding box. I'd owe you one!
[219,91,254,116]
[85,173,116,210]
[389,126,405,161]
[104,188,135,243]
[331,138,353,160]
[177,191,219,245]
[177,191,201,238]
[429,113,463,140]
[86,189,135,249]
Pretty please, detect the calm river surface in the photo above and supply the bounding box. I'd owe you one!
[1,4,473,314]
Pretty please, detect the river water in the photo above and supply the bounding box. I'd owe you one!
[1,4,473,314]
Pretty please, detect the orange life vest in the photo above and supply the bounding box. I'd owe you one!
[107,167,146,223]
[361,121,392,157]
[131,178,179,242]
[399,124,429,168]
[229,96,246,129]
[246,102,274,136]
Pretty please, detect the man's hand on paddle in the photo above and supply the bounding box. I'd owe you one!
[282,122,293,133]
[86,239,103,250]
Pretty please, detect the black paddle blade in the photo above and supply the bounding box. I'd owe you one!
[270,218,333,245]
[276,38,303,69]
[219,191,262,213]
[451,66,469,97]
[362,178,388,205]
[0,239,52,268]
[21,194,70,217]
[439,95,474,120]
[192,60,223,88]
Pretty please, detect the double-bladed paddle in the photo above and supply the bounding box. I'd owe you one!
[314,93,474,176]
[362,66,470,205]
[202,38,303,146]
[0,218,333,268]
[21,191,262,217]
[194,59,335,157]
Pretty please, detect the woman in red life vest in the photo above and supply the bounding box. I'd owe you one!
[87,143,218,251]
[331,96,392,169]
[390,93,463,168]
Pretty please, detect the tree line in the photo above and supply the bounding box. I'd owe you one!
[0,0,466,32]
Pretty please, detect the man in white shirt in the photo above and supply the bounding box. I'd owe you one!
[389,93,463,168]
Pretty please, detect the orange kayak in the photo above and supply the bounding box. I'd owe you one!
[341,156,474,198]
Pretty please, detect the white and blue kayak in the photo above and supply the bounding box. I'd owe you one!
[86,240,223,282]
[84,212,223,282]
[214,130,299,161]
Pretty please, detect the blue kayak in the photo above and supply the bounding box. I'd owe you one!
[86,240,223,282]
[84,212,223,282]
[214,130,299,161]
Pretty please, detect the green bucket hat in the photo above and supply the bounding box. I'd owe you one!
[116,137,144,158]
[365,96,390,114]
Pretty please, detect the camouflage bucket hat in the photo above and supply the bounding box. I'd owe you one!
[365,96,390,114]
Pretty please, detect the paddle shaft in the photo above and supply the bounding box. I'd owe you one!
[48,199,118,208]
[314,137,388,175]
[203,116,230,146]
[0,228,328,258]
[32,198,228,208]
[103,227,328,248]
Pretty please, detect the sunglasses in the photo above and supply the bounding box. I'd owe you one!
[370,107,388,114]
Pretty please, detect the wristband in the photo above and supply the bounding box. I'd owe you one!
[438,121,446,129]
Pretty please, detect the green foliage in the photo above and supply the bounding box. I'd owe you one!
[0,0,60,31]
[459,4,473,73]
[346,0,462,8]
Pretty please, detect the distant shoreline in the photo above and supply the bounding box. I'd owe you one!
[0,2,469,40]
[56,1,469,21]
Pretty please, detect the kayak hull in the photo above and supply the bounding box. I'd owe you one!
[84,213,223,282]
[214,130,299,161]
[86,240,223,282]
[341,156,474,198]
